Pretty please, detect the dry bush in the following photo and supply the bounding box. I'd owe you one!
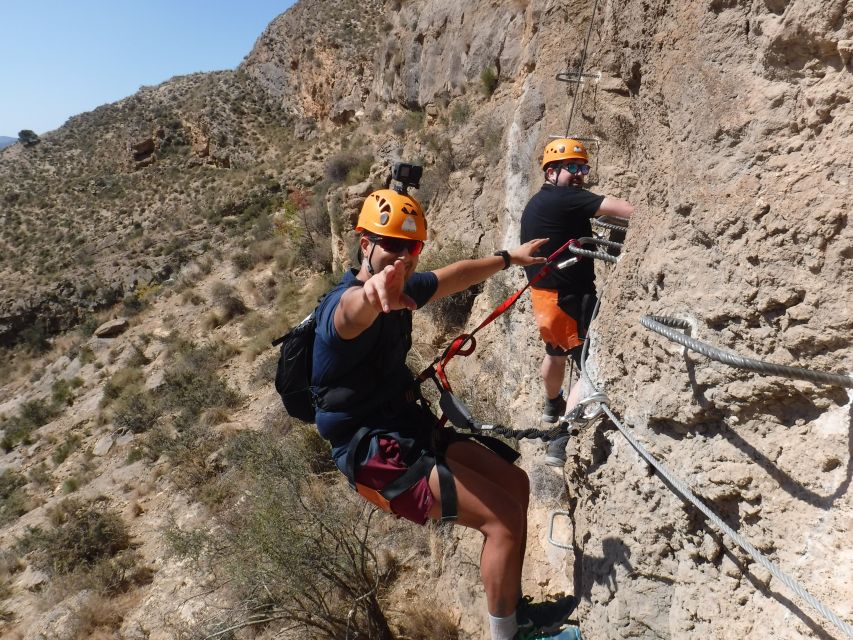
[173,260,210,293]
[211,282,249,323]
[167,426,397,639]
[100,367,145,407]
[18,499,130,577]
[394,599,459,640]
[66,594,125,640]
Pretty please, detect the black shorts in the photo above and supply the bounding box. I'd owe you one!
[545,342,584,367]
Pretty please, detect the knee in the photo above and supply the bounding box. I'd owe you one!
[483,501,527,544]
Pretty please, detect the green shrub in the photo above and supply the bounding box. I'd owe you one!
[1,398,59,452]
[480,66,499,97]
[113,391,161,434]
[231,250,259,273]
[418,242,480,334]
[449,101,471,125]
[52,434,81,465]
[324,153,373,184]
[52,377,84,407]
[0,469,29,525]
[20,320,50,353]
[23,500,130,576]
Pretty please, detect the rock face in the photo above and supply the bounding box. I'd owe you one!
[93,318,129,338]
[1,0,850,638]
[242,0,853,637]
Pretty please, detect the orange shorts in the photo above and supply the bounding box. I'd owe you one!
[530,287,581,354]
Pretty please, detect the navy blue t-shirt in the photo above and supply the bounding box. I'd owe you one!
[519,183,604,293]
[312,268,438,454]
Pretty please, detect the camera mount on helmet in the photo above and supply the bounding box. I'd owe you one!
[390,162,422,194]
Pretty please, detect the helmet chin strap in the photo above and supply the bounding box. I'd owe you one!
[365,241,378,276]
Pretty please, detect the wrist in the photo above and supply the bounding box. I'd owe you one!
[494,250,511,270]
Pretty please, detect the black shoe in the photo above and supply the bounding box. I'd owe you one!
[543,434,570,467]
[517,594,579,632]
[541,394,567,423]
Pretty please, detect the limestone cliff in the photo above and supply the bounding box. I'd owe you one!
[240,0,853,636]
[0,0,850,638]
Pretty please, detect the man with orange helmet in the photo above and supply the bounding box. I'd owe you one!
[520,139,634,467]
[312,167,572,639]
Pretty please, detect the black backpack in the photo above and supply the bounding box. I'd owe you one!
[272,310,318,423]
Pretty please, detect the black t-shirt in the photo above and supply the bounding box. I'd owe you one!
[519,183,604,292]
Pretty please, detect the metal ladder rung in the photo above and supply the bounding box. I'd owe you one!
[547,135,600,144]
[556,70,602,84]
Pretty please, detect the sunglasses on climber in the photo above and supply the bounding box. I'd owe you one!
[561,162,590,175]
[368,234,425,257]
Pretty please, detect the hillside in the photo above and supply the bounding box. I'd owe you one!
[0,137,16,151]
[0,0,851,639]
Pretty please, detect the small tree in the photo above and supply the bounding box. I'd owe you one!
[18,130,40,147]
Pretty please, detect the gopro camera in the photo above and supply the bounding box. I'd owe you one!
[391,162,422,193]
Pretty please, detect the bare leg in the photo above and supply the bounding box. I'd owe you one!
[565,377,584,412]
[427,442,529,617]
[541,354,567,399]
[445,440,529,566]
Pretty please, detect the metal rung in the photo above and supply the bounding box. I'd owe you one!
[548,510,573,550]
[547,135,600,144]
[556,70,602,83]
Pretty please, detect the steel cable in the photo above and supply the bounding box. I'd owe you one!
[598,402,853,639]
[568,246,618,263]
[641,315,853,388]
[576,302,853,637]
[564,0,602,136]
[591,218,629,232]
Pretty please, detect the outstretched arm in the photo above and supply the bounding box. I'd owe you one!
[333,260,416,340]
[430,238,548,302]
[597,196,635,219]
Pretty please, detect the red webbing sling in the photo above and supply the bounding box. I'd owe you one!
[418,238,580,411]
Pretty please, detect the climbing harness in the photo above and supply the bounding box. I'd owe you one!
[641,314,853,388]
[416,234,623,442]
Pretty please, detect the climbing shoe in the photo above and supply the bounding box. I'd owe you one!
[514,625,583,639]
[541,393,567,423]
[543,434,570,467]
[518,594,578,631]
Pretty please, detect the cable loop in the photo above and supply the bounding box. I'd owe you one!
[641,314,853,388]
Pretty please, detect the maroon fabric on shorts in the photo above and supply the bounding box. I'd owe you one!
[354,436,434,525]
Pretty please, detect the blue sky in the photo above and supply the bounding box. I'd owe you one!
[1,1,296,136]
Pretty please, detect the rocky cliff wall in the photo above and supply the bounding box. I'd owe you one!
[1,0,849,637]
[242,0,852,636]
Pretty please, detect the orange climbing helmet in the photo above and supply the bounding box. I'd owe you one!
[541,138,589,170]
[356,188,427,241]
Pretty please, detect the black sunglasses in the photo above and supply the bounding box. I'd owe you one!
[561,162,590,175]
[368,235,425,257]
